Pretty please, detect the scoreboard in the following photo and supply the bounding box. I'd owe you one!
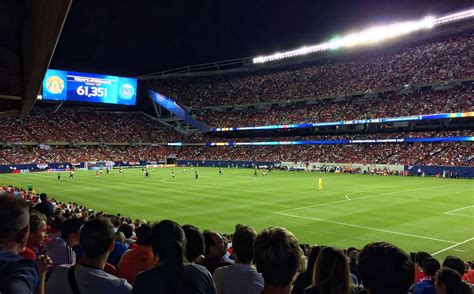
[42,69,137,105]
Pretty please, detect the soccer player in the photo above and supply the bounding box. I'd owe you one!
[254,168,258,177]
[195,170,199,180]
[69,170,74,179]
[171,169,175,179]
[57,173,61,180]
[318,176,323,190]
[106,167,109,174]
[96,171,100,179]
[219,168,223,176]
[144,169,150,179]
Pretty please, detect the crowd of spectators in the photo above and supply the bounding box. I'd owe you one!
[1,192,473,293]
[198,86,473,128]
[0,146,179,165]
[149,31,474,108]
[178,142,473,167]
[0,130,471,166]
[1,84,471,145]
[0,104,183,144]
[207,130,473,143]
[2,117,35,142]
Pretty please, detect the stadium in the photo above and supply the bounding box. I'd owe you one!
[0,1,473,293]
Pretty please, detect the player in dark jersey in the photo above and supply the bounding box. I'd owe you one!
[254,168,258,177]
[195,171,199,180]
[219,168,223,176]
[57,173,61,180]
[144,169,150,178]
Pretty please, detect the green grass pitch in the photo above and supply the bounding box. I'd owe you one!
[1,167,473,260]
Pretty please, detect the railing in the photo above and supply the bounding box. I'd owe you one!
[138,58,250,79]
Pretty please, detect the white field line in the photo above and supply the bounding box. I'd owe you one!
[344,191,376,200]
[276,184,454,214]
[445,213,474,218]
[444,205,474,214]
[274,211,458,244]
[432,237,474,256]
[453,249,465,252]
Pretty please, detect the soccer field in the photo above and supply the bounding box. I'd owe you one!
[1,167,473,260]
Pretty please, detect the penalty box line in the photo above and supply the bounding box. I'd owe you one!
[444,205,474,218]
[275,184,455,214]
[274,211,458,244]
[432,237,474,256]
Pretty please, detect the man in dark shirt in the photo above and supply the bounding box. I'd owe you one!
[0,196,51,293]
[358,241,414,294]
[34,193,55,219]
[198,231,232,274]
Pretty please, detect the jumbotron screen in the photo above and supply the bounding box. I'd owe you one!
[42,69,137,105]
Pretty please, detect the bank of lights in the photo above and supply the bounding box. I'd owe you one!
[253,8,474,64]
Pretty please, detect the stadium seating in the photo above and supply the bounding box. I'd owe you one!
[1,130,471,166]
[0,104,184,144]
[148,31,474,108]
[0,146,178,165]
[197,86,473,128]
[177,142,473,167]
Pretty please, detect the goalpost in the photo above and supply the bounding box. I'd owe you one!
[84,161,115,170]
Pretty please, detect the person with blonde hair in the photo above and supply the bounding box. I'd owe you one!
[305,246,357,294]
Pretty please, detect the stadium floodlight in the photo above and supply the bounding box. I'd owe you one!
[422,16,436,29]
[252,8,474,64]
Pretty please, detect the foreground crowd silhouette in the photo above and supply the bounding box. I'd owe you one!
[0,193,473,294]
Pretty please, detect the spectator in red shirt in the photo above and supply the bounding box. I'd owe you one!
[19,213,47,261]
[117,224,157,285]
[414,251,432,283]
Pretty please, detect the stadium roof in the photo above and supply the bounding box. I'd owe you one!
[50,0,473,77]
[0,0,71,117]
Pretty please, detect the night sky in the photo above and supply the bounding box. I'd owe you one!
[50,0,473,77]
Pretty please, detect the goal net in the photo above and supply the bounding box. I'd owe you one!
[84,161,115,170]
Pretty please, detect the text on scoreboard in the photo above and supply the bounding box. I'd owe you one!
[42,69,137,105]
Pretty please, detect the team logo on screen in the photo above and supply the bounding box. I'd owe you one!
[119,84,135,99]
[45,76,65,94]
